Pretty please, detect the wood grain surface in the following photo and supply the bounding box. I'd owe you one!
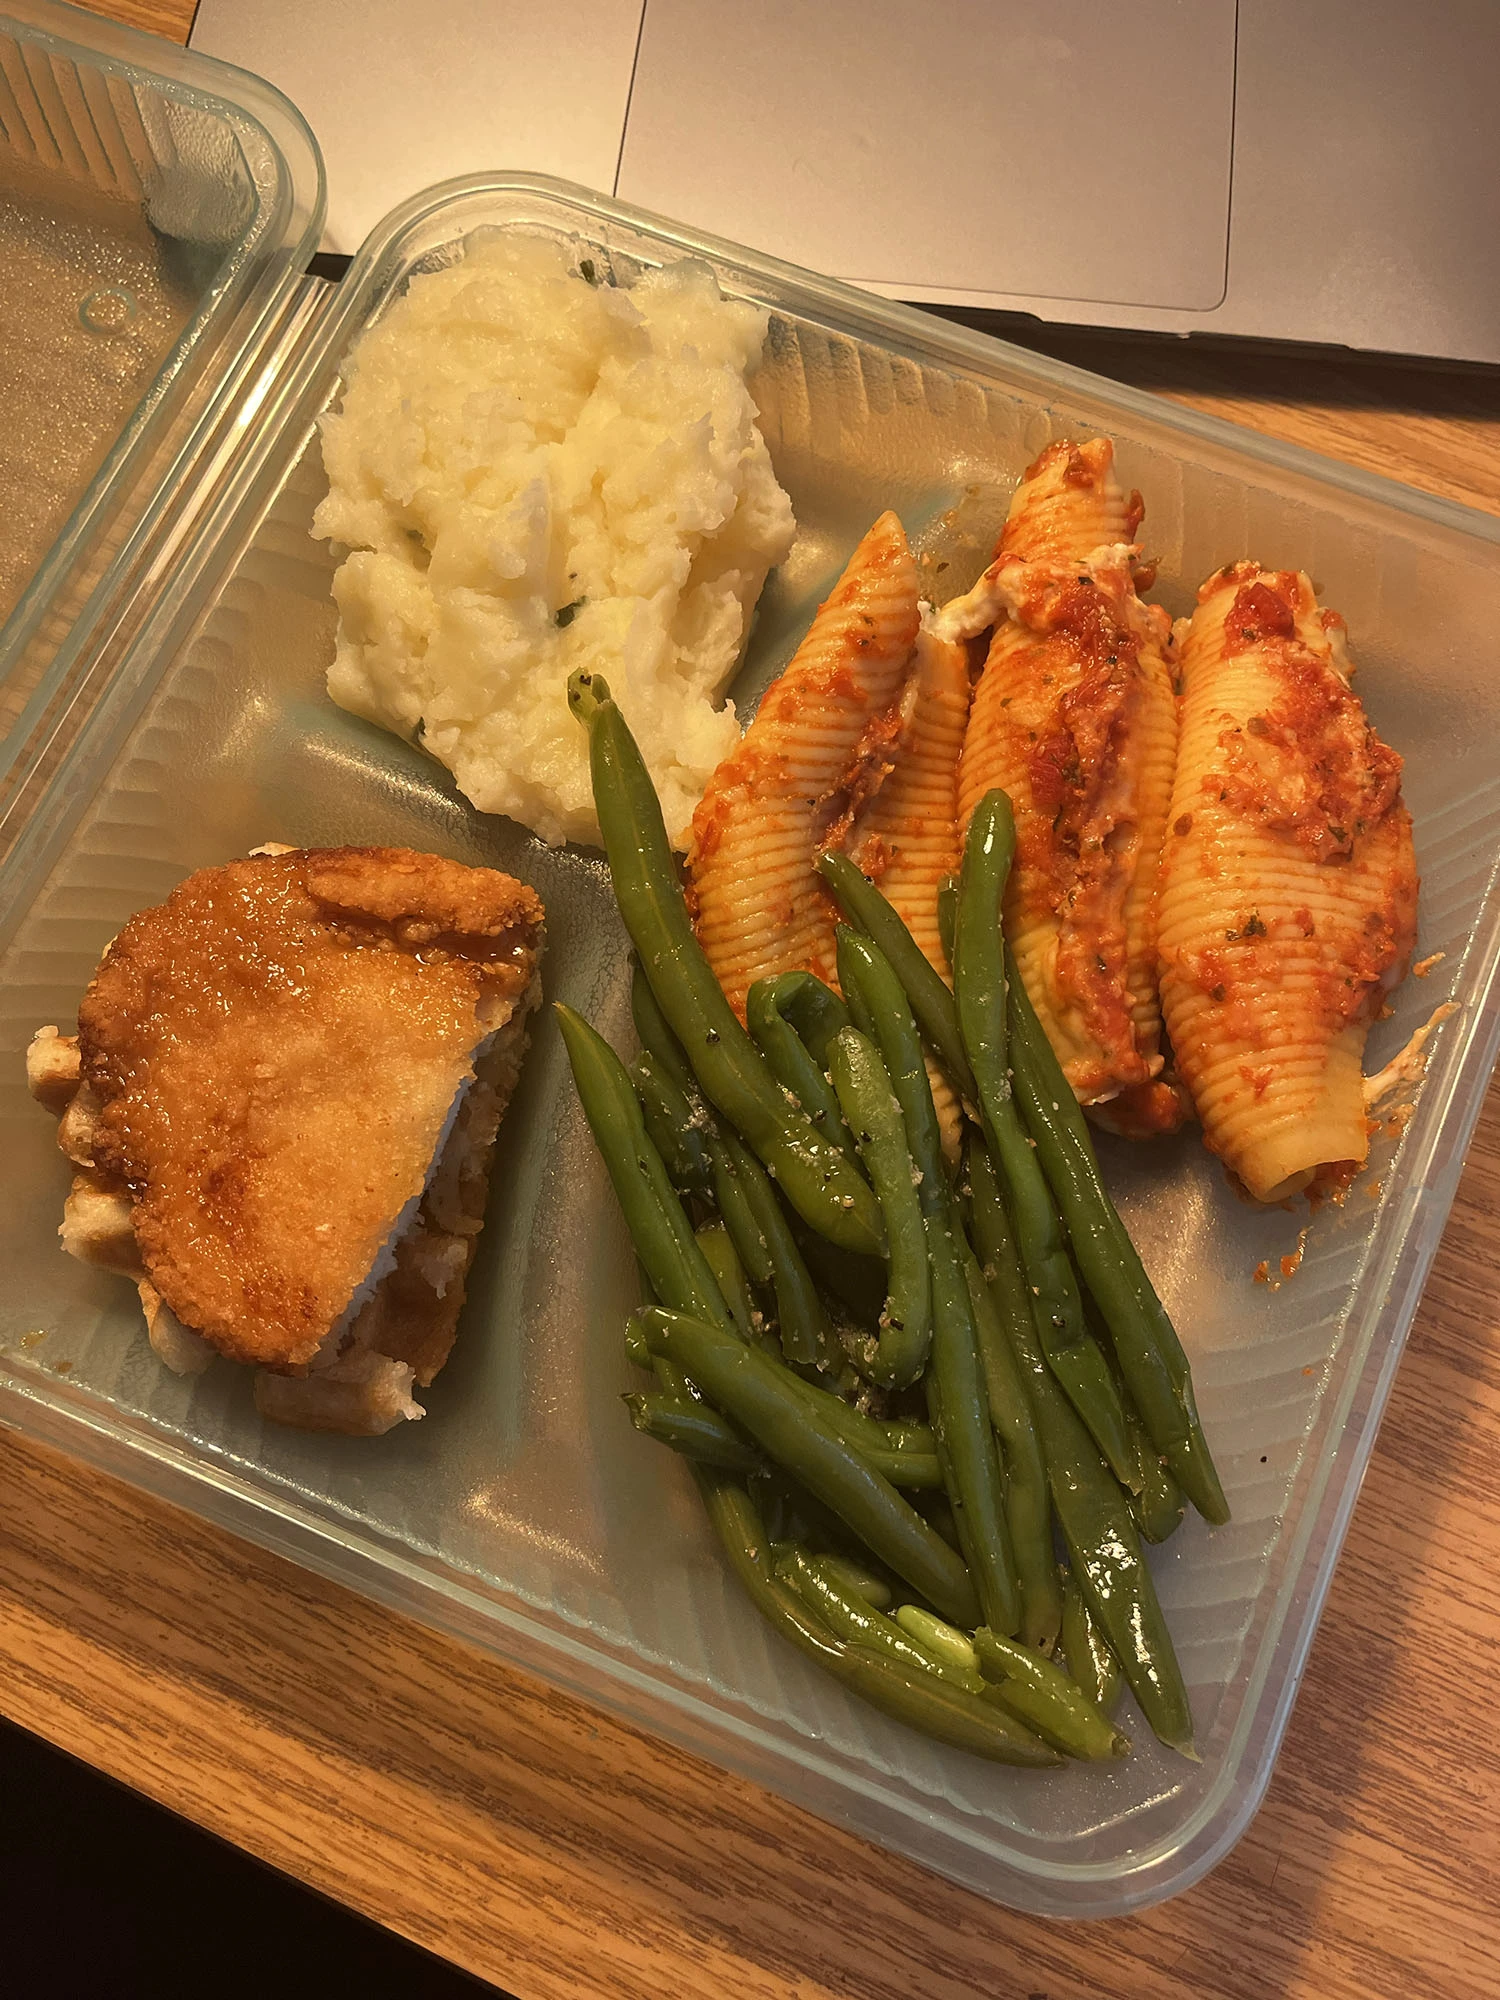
[6,4,1498,1996]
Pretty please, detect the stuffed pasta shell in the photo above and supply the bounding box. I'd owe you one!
[846,622,970,978]
[687,511,922,1018]
[942,440,1181,1124]
[1156,562,1418,1202]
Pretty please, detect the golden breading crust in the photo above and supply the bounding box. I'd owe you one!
[75,847,544,1372]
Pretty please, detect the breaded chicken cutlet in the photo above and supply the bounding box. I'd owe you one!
[26,844,544,1435]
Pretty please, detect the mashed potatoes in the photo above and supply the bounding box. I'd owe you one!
[313,234,795,846]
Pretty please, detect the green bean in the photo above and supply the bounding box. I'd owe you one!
[958,1202,1063,1655]
[1119,1382,1186,1544]
[632,1043,828,1368]
[555,1004,731,1341]
[712,1127,830,1368]
[758,969,852,1070]
[792,1225,889,1330]
[1006,951,1229,1525]
[695,1222,759,1344]
[952,790,1015,1127]
[836,928,1020,1638]
[838,1647,1060,1766]
[747,977,861,1166]
[834,929,947,1217]
[827,1026,932,1388]
[632,1050,713,1193]
[792,1381,937,1460]
[972,1626,1130,1761]
[630,1311,943,1489]
[817,850,976,1099]
[696,1471,850,1668]
[623,1317,653,1371]
[892,1603,980,1677]
[752,1468,901,1588]
[937,873,959,972]
[967,1143,1196,1757]
[913,1488,963,1555]
[895,1600,1123,1760]
[951,800,1137,1490]
[625,1393,761,1473]
[570,670,884,1257]
[557,1002,728,1410]
[707,1481,1053,1764]
[638,1308,980,1626]
[631,959,696,1094]
[1061,1566,1123,1717]
[704,1129,772,1288]
[816,1553,894,1611]
[775,1549,970,1685]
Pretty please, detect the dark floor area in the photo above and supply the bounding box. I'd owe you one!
[0,1716,510,1999]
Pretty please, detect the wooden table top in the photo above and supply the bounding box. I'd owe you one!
[7,5,1499,1995]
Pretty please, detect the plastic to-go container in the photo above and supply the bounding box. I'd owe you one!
[2,73,1499,1917]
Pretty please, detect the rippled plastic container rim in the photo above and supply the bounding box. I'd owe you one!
[4,170,1500,1918]
[0,0,324,777]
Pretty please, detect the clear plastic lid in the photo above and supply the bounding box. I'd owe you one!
[0,0,323,815]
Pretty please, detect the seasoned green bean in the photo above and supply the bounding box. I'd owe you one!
[704,1481,1052,1763]
[697,1471,850,1667]
[758,969,852,1070]
[632,1049,713,1193]
[624,1316,653,1371]
[951,799,1137,1490]
[836,927,1021,1638]
[625,1393,761,1473]
[713,1126,830,1368]
[791,1381,937,1460]
[834,929,947,1216]
[1061,1566,1123,1717]
[815,1552,894,1611]
[972,1626,1131,1761]
[914,1488,964,1555]
[631,1310,943,1488]
[695,1222,759,1344]
[839,1647,1060,1766]
[1119,1384,1186,1544]
[817,849,976,1099]
[895,1599,1123,1761]
[704,1129,773,1287]
[793,1226,890,1330]
[638,1308,980,1626]
[776,1549,969,1685]
[1006,949,1230,1525]
[967,1142,1196,1757]
[631,959,696,1093]
[827,1025,932,1388]
[892,1602,980,1677]
[570,670,884,1256]
[748,977,861,1165]
[952,789,1016,1127]
[556,1004,730,1340]
[958,1201,1063,1655]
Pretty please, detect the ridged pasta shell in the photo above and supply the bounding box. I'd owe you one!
[953,442,1179,1118]
[1157,562,1418,1202]
[847,624,970,979]
[687,511,921,1019]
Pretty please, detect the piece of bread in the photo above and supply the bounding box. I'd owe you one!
[27,845,544,1434]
